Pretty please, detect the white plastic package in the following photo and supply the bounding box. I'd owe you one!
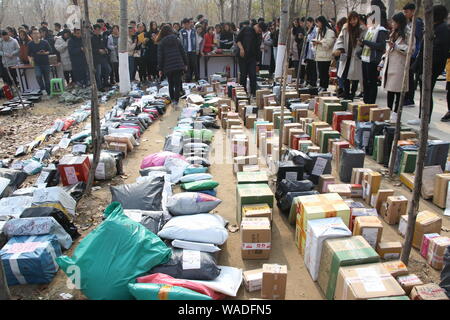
[189,266,243,297]
[172,240,221,253]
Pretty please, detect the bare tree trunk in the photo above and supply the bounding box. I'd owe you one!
[236,0,241,25]
[231,0,235,23]
[260,0,265,20]
[387,0,396,19]
[274,0,290,78]
[247,0,253,20]
[332,0,337,22]
[82,0,101,196]
[388,0,420,178]
[296,0,310,90]
[401,0,431,265]
[279,0,296,161]
[297,0,304,16]
[0,259,11,300]
[119,0,131,95]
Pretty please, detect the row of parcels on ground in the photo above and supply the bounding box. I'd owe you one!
[208,73,450,300]
[0,83,177,293]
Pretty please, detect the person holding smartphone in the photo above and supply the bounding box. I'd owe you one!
[27,28,51,95]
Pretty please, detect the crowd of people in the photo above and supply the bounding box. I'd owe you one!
[0,1,449,120]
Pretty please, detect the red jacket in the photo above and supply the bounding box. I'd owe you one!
[203,33,214,54]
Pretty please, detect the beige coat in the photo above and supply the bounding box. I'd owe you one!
[333,24,365,81]
[314,28,336,62]
[380,33,414,92]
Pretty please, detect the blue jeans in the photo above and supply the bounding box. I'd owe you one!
[35,64,50,94]
[95,56,111,89]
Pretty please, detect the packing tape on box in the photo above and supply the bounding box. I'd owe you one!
[242,243,272,250]
[341,268,391,300]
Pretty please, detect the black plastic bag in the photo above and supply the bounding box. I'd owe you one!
[149,247,220,281]
[63,182,86,202]
[20,207,80,240]
[278,191,320,214]
[275,179,314,200]
[111,176,166,211]
[124,209,172,234]
[0,168,27,190]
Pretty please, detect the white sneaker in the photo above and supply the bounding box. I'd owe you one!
[390,112,398,123]
[407,119,420,125]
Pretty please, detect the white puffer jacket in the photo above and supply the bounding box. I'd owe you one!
[314,28,336,62]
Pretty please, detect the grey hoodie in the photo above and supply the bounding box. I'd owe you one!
[0,37,20,67]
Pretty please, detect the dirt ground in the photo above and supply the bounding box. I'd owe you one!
[3,95,450,300]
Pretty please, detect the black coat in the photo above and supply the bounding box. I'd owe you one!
[157,34,187,74]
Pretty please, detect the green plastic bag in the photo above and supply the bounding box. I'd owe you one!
[184,129,214,143]
[184,166,209,175]
[181,180,219,191]
[57,202,171,300]
[128,283,212,300]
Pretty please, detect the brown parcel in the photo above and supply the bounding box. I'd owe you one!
[261,264,287,300]
[283,123,302,145]
[403,211,442,249]
[353,216,383,249]
[382,196,408,225]
[397,274,424,295]
[433,173,450,208]
[242,203,272,220]
[369,107,391,122]
[318,174,335,193]
[363,172,382,204]
[246,114,257,129]
[427,236,450,270]
[371,189,394,214]
[421,166,443,199]
[410,283,449,300]
[243,269,263,292]
[241,218,271,260]
[382,260,409,277]
[334,263,405,300]
[376,241,402,260]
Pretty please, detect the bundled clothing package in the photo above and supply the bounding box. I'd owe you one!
[0,234,62,285]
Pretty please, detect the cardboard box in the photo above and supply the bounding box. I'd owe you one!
[304,217,352,281]
[422,166,443,199]
[382,260,409,277]
[237,171,269,184]
[295,193,351,255]
[363,172,382,204]
[353,216,383,249]
[427,236,450,270]
[433,173,450,208]
[241,218,271,260]
[104,135,134,152]
[382,196,408,225]
[318,236,380,300]
[298,140,313,153]
[372,189,394,214]
[349,208,378,231]
[323,103,346,124]
[237,184,274,224]
[261,264,287,300]
[107,142,128,157]
[233,155,258,173]
[242,203,272,220]
[400,131,417,140]
[231,137,249,158]
[377,242,402,260]
[283,123,302,145]
[57,155,91,186]
[410,284,449,300]
[369,107,391,122]
[319,130,340,153]
[242,165,260,173]
[351,168,373,185]
[357,104,378,122]
[243,269,263,292]
[246,114,257,129]
[335,263,405,300]
[331,141,350,170]
[256,89,271,108]
[292,109,309,122]
[397,274,424,295]
[420,233,441,259]
[400,172,415,191]
[399,211,442,249]
[318,174,335,193]
[327,184,352,198]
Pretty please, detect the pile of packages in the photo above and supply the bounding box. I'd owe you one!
[53,85,249,300]
[0,83,173,291]
[215,70,449,300]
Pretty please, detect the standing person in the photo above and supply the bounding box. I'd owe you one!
[303,17,318,88]
[0,30,20,87]
[220,23,235,50]
[130,21,137,34]
[202,26,215,55]
[27,29,51,95]
[147,22,159,81]
[68,28,88,87]
[107,25,120,85]
[415,5,450,122]
[127,26,137,81]
[91,24,111,91]
[313,16,336,92]
[236,21,264,97]
[55,29,73,86]
[179,18,199,82]
[135,22,149,83]
[403,2,424,109]
[379,12,413,121]
[334,17,348,97]
[156,25,187,106]
[260,23,272,72]
[54,23,63,37]
[271,19,280,63]
[360,7,388,104]
[445,55,450,122]
[214,24,222,48]
[39,27,55,54]
[333,11,365,101]
[18,29,31,64]
[173,23,181,36]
